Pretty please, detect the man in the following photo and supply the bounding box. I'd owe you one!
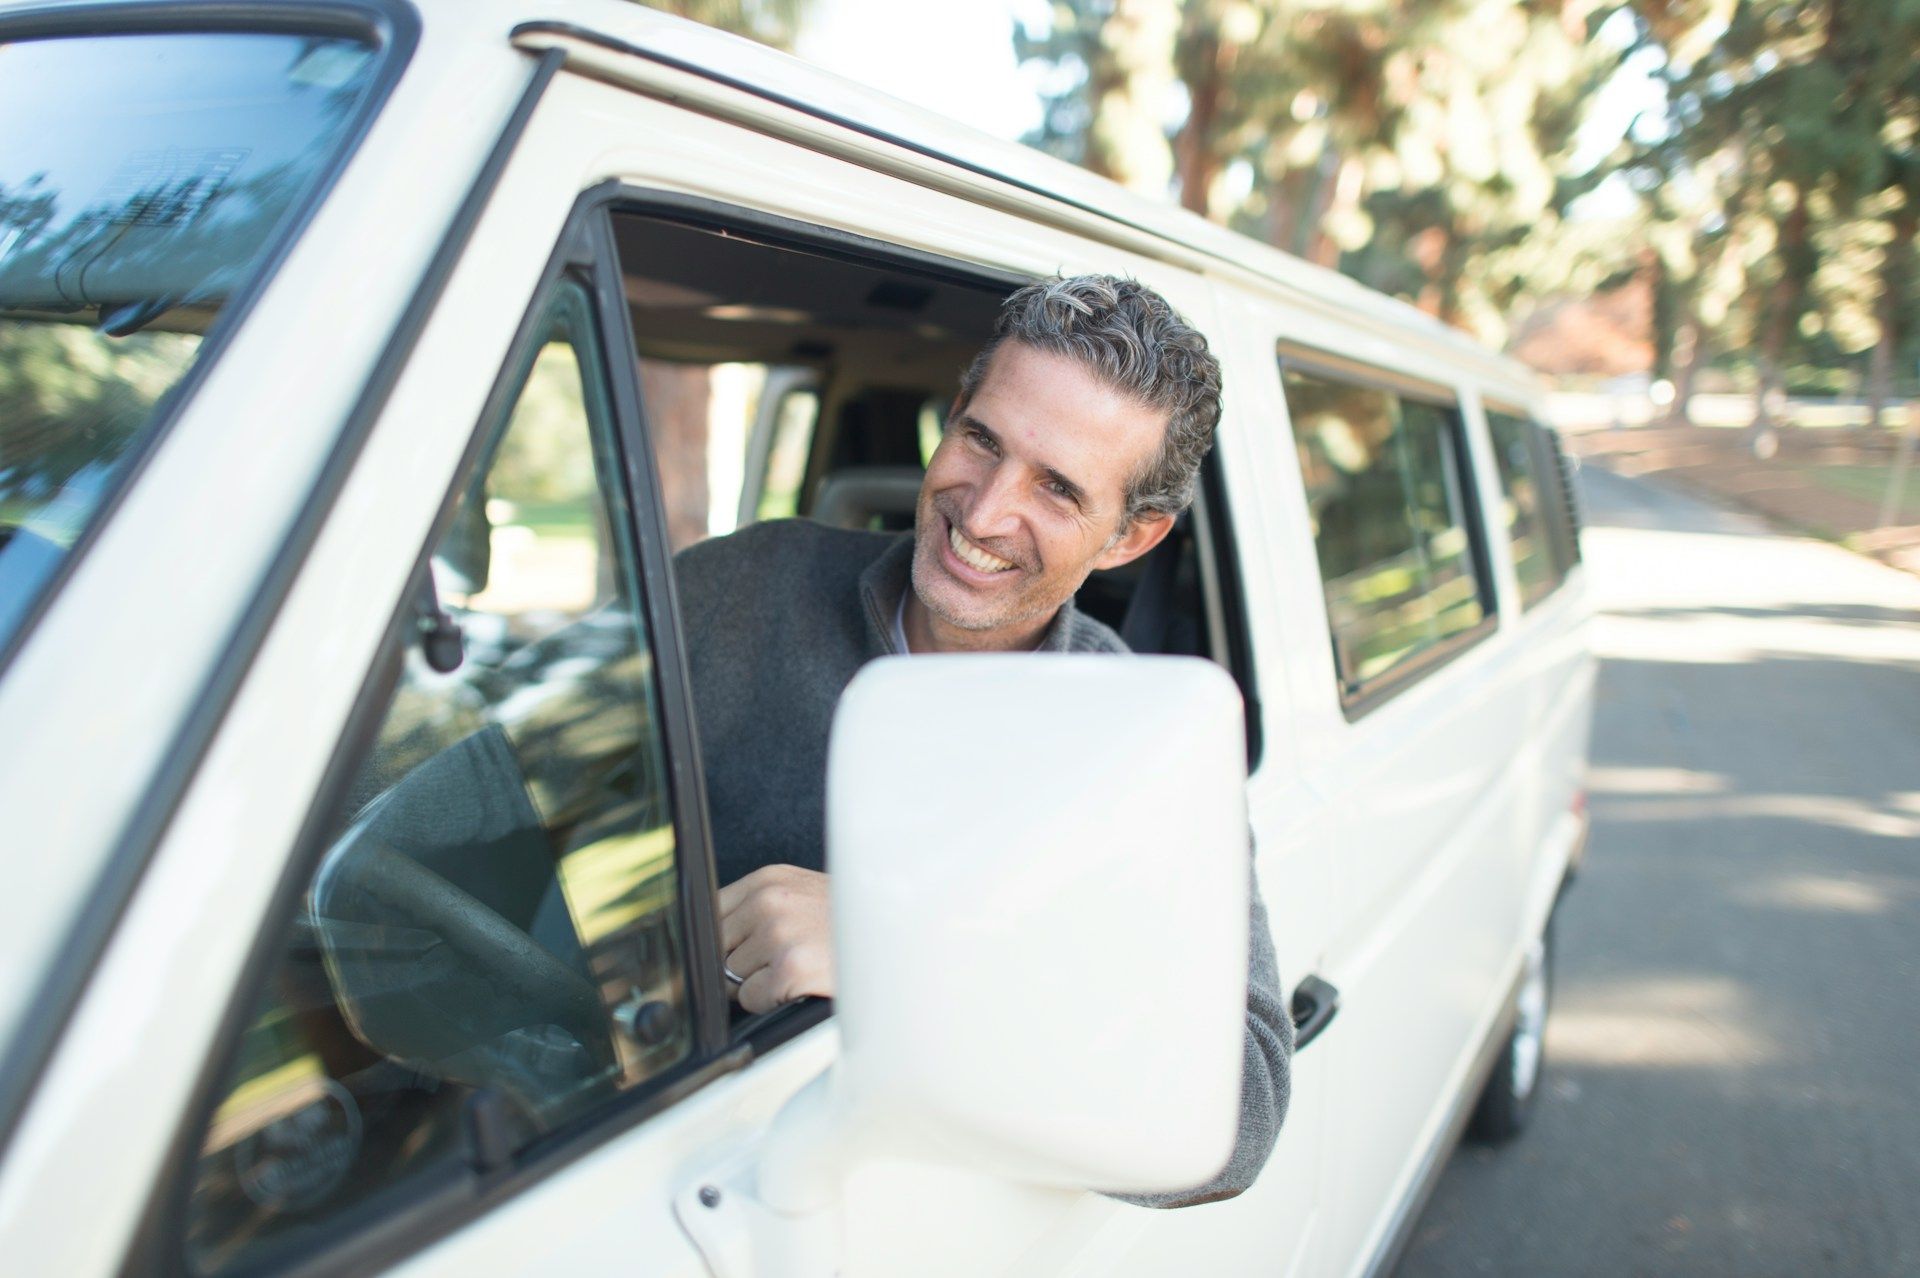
[673,275,1291,1206]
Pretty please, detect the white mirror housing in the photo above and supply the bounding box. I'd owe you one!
[825,654,1249,1195]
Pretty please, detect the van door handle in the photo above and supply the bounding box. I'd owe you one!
[1289,975,1340,1051]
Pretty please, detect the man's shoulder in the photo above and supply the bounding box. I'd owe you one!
[676,519,896,584]
[1057,605,1130,655]
[674,519,900,630]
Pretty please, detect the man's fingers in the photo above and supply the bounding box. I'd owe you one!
[717,867,775,951]
[732,945,831,1014]
[720,901,752,955]
[715,865,834,1009]
[735,964,783,1015]
[722,929,778,990]
[715,870,757,919]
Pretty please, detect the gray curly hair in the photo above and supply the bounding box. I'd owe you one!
[953,275,1223,530]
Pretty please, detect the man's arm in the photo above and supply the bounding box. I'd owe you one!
[724,856,1293,1206]
[1114,864,1294,1208]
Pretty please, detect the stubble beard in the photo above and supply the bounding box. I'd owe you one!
[910,503,1061,638]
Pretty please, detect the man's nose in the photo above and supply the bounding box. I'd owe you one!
[962,461,1025,540]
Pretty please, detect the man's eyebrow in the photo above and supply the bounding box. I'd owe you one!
[957,412,1088,507]
[1041,464,1087,507]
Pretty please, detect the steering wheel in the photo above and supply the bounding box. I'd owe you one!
[311,835,612,1101]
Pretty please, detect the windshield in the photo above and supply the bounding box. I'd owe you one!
[0,28,382,651]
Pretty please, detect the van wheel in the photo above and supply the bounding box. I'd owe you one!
[1466,922,1552,1144]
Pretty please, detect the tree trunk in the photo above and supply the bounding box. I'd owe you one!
[1174,29,1223,216]
[1866,207,1916,432]
[636,360,712,552]
[1753,184,1811,429]
[1670,314,1705,426]
[1264,158,1315,255]
[1304,153,1365,269]
[1649,250,1675,383]
[1082,0,1179,196]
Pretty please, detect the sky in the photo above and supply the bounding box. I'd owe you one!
[793,0,1052,143]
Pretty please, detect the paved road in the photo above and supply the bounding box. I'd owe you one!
[1398,466,1920,1278]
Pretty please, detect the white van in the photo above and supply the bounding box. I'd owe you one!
[0,2,1593,1275]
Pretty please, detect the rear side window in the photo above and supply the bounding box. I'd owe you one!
[1540,424,1584,567]
[1282,358,1492,712]
[0,28,388,657]
[1485,408,1571,608]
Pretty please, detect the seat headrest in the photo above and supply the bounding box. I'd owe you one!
[811,466,924,531]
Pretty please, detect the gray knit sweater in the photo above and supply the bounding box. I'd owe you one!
[673,519,1291,1207]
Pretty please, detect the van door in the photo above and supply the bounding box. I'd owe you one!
[68,64,1324,1277]
[1266,339,1532,1271]
[1087,285,1337,1278]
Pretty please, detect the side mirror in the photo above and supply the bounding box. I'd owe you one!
[826,654,1249,1194]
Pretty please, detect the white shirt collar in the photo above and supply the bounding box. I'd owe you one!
[892,589,912,655]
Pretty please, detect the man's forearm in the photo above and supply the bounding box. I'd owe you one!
[1113,867,1293,1209]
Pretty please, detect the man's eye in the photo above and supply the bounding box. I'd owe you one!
[967,428,997,453]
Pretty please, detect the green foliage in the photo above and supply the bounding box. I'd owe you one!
[1015,0,1920,404]
[0,319,199,541]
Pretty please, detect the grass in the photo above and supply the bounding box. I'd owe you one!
[501,500,594,539]
[1793,464,1920,520]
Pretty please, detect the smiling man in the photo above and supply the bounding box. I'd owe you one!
[672,275,1291,1205]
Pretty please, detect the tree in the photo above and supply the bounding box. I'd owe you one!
[1018,1,1633,347]
[634,0,811,49]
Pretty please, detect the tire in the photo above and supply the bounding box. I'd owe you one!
[1466,920,1553,1144]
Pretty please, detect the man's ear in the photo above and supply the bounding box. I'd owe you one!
[1092,510,1174,571]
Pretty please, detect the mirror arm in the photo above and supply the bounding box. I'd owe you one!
[675,1069,856,1278]
[756,1069,852,1214]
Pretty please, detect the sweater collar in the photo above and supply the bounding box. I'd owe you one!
[857,531,1081,655]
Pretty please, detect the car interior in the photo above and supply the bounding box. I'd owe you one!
[607,207,1234,667]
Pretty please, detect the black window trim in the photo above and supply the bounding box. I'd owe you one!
[1278,342,1461,411]
[0,0,425,1171]
[1194,448,1265,773]
[1276,347,1499,721]
[130,191,750,1278]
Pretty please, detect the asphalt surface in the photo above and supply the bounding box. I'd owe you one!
[1397,466,1920,1278]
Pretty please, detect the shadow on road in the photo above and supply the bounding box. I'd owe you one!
[1398,472,1920,1278]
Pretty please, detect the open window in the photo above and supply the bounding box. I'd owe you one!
[605,202,1251,672]
[604,202,1266,1023]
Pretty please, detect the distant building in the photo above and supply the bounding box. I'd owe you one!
[1509,275,1653,379]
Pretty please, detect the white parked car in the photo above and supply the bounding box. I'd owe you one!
[0,2,1594,1275]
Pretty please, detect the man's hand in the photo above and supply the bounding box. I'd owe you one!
[718,864,834,1014]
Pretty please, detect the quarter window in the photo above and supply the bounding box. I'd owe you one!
[1283,361,1492,709]
[1486,408,1569,608]
[183,280,691,1275]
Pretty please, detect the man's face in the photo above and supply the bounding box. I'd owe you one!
[910,340,1174,649]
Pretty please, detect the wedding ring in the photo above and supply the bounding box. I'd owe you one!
[723,962,746,986]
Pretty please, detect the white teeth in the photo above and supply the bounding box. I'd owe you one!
[949,524,1014,573]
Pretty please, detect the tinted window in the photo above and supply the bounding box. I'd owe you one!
[1486,409,1567,608]
[184,282,691,1274]
[1284,363,1490,705]
[0,30,382,651]
[1540,424,1584,566]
